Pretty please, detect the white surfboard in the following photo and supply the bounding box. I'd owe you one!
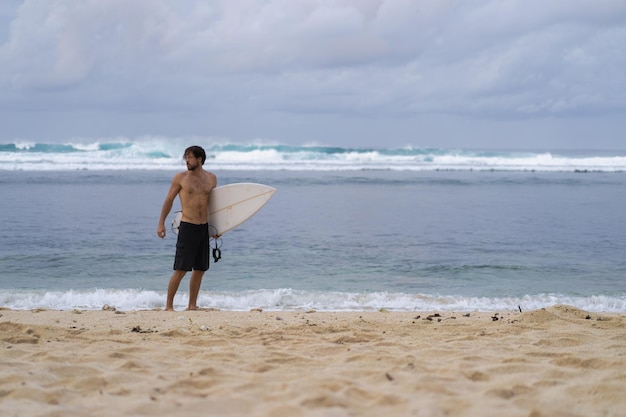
[172,183,276,236]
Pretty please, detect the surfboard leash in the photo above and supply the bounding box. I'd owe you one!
[209,225,222,263]
[211,237,222,263]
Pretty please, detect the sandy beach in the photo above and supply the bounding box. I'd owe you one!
[1,305,625,417]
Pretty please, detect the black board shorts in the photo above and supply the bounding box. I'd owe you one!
[174,222,210,271]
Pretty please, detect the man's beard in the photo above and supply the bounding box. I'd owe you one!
[187,162,199,171]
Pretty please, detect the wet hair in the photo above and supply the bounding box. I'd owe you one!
[184,146,206,165]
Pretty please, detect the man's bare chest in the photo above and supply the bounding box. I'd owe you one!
[181,176,212,196]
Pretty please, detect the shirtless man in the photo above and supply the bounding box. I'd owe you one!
[157,146,217,311]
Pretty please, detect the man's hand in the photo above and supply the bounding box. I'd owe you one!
[157,224,166,239]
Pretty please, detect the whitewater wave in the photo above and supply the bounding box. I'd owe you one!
[1,139,626,172]
[1,288,624,312]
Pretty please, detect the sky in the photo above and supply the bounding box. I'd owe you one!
[1,0,625,150]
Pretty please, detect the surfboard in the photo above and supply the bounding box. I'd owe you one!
[171,183,276,236]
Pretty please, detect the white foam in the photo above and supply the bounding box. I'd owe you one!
[1,288,624,312]
[13,141,37,150]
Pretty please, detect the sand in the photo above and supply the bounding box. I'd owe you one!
[1,305,625,417]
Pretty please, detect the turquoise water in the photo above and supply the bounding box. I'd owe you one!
[2,140,626,171]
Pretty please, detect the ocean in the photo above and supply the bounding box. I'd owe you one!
[1,140,625,312]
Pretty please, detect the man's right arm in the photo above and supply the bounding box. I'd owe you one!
[157,174,182,238]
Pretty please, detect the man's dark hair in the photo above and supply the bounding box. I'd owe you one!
[184,146,206,165]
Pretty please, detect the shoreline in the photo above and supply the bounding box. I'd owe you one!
[2,288,624,313]
[1,305,625,416]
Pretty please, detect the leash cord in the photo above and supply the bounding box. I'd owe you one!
[210,225,222,263]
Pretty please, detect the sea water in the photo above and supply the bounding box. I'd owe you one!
[1,140,625,312]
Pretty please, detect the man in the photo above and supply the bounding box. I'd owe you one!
[157,146,217,311]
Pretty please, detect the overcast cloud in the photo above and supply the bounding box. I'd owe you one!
[1,0,625,149]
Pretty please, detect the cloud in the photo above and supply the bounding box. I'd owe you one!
[0,0,625,143]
